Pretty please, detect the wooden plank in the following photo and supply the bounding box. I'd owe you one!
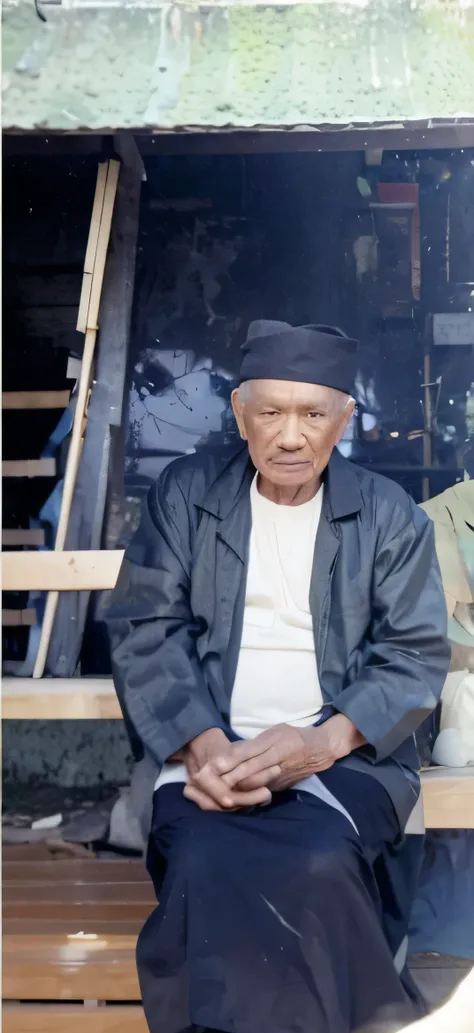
[2,934,141,1000]
[422,767,474,829]
[2,918,142,936]
[2,609,36,627]
[46,139,143,681]
[2,529,45,547]
[34,160,121,680]
[3,860,147,883]
[2,903,152,923]
[2,1004,147,1033]
[77,161,109,333]
[86,162,121,332]
[2,679,122,719]
[2,391,70,410]
[3,883,153,906]
[2,551,123,592]
[2,460,56,478]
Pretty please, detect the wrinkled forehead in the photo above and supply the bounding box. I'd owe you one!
[243,378,346,411]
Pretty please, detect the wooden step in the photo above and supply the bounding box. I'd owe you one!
[2,460,57,479]
[2,549,123,592]
[3,859,154,925]
[2,1004,147,1032]
[2,609,36,627]
[3,933,142,1001]
[3,860,149,883]
[2,859,151,1001]
[2,391,70,410]
[2,678,122,719]
[2,530,46,547]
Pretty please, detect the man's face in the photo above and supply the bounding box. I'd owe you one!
[231,379,355,489]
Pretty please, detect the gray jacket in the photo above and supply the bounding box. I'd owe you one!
[106,445,450,831]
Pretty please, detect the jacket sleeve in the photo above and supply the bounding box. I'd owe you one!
[333,504,450,761]
[105,469,226,766]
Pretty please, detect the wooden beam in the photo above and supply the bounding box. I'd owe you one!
[2,678,122,720]
[2,529,45,547]
[2,460,56,478]
[2,610,36,627]
[2,1004,147,1033]
[2,391,70,410]
[2,550,123,593]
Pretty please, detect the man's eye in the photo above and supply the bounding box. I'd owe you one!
[308,412,323,419]
[262,410,279,417]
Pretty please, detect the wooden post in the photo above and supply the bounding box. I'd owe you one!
[32,160,120,679]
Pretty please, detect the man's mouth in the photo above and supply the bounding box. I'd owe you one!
[271,459,311,467]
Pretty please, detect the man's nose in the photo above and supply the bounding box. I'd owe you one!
[278,414,305,450]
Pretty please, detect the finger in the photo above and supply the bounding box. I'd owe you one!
[226,786,273,807]
[192,765,237,808]
[185,781,272,810]
[213,736,276,774]
[226,765,281,792]
[192,765,273,809]
[183,784,225,811]
[221,751,280,788]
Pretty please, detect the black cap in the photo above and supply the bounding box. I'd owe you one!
[239,320,358,395]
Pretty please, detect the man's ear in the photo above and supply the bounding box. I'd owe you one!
[231,388,247,441]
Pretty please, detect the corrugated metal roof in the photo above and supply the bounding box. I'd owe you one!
[3,0,474,131]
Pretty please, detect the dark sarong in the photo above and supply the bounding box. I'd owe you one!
[138,768,419,1033]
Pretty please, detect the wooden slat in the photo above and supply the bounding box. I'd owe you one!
[3,883,153,906]
[421,766,474,829]
[2,679,121,719]
[2,609,36,627]
[2,919,143,936]
[2,1004,147,1033]
[1,550,123,592]
[2,391,70,410]
[77,162,109,334]
[2,529,45,547]
[2,460,56,478]
[2,934,141,1000]
[2,903,152,923]
[3,860,148,884]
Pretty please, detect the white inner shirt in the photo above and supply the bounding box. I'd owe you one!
[230,474,324,737]
[155,475,357,833]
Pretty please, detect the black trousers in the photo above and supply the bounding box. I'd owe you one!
[138,768,420,1033]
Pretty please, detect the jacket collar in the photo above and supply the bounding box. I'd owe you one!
[198,443,363,523]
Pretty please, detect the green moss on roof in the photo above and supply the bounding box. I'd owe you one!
[2,1,474,130]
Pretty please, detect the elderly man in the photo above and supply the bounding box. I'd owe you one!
[107,321,450,1033]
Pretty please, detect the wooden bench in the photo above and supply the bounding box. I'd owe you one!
[2,546,474,1029]
[2,857,152,1032]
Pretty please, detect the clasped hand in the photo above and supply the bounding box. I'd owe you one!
[175,716,363,812]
